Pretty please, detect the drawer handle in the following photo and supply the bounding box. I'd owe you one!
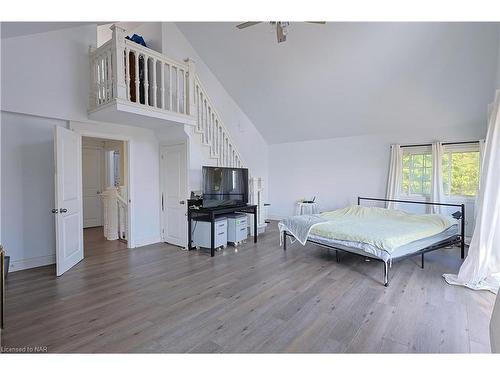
[240,228,247,231]
[217,232,224,236]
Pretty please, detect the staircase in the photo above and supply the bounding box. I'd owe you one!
[193,76,244,168]
[88,25,244,168]
[88,25,268,233]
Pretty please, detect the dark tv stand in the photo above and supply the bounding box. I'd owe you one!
[187,204,258,257]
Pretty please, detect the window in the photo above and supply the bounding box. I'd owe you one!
[401,149,432,196]
[400,144,481,198]
[442,146,480,197]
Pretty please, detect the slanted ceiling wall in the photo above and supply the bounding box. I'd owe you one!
[266,24,500,219]
[176,22,499,219]
[163,23,269,194]
[128,22,269,196]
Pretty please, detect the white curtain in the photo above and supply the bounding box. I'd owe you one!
[431,142,445,214]
[386,144,402,209]
[443,91,500,293]
[475,139,486,215]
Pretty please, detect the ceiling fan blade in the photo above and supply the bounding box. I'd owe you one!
[306,21,326,24]
[236,22,262,29]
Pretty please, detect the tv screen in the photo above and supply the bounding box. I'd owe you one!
[202,166,249,207]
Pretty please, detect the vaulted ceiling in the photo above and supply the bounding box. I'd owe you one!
[177,22,500,144]
[0,22,97,38]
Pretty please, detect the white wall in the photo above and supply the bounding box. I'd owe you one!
[128,22,163,53]
[70,121,161,248]
[1,24,96,122]
[1,112,66,271]
[1,23,167,270]
[162,23,269,198]
[97,23,112,47]
[268,124,487,219]
[1,114,162,271]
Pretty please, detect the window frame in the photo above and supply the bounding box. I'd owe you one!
[442,143,481,200]
[400,145,433,198]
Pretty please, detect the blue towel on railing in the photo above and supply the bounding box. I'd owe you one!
[126,34,147,48]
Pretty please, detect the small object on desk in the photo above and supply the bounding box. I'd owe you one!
[302,196,316,204]
[296,200,319,215]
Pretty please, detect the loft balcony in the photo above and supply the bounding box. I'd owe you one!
[88,25,197,128]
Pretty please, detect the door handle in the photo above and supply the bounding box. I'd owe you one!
[179,200,185,205]
[60,208,68,213]
[51,208,59,214]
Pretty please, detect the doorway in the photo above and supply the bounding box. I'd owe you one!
[81,136,129,255]
[53,127,133,276]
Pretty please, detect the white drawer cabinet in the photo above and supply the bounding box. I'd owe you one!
[192,218,228,249]
[227,214,248,244]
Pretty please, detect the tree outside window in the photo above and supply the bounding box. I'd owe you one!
[442,151,480,197]
[401,146,480,198]
[402,153,432,196]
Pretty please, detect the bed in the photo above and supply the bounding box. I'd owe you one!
[279,197,465,286]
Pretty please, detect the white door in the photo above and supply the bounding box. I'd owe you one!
[160,144,188,247]
[54,127,84,276]
[82,147,103,228]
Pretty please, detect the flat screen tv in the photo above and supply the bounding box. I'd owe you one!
[202,166,249,208]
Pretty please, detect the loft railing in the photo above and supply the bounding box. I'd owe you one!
[89,25,194,117]
[89,25,244,168]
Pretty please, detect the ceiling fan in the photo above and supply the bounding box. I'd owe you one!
[236,21,326,43]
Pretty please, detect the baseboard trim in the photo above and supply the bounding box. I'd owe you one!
[133,236,162,248]
[9,254,56,272]
[267,214,285,221]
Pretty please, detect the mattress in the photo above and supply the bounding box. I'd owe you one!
[307,224,459,262]
[309,206,455,252]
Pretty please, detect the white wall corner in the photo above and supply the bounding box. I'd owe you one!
[133,236,162,248]
[9,254,56,272]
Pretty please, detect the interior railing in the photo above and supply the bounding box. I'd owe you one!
[89,26,191,116]
[194,76,244,168]
[117,187,128,240]
[89,25,244,168]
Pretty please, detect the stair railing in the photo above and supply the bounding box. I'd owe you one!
[89,25,244,168]
[193,75,244,168]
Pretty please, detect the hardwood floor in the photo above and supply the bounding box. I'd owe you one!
[2,223,495,353]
